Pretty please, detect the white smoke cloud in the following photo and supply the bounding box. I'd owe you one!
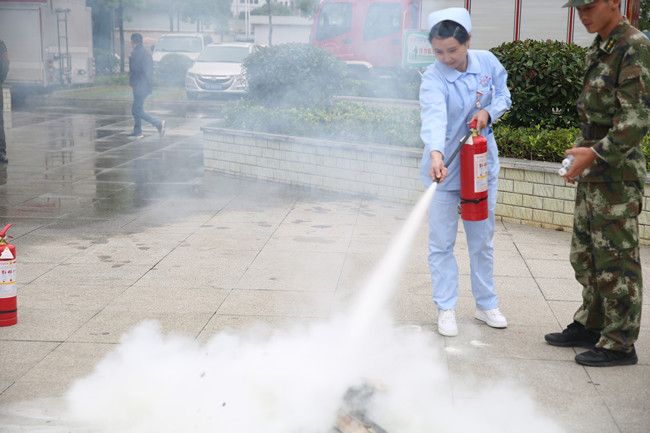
[62,183,565,433]
[64,313,563,433]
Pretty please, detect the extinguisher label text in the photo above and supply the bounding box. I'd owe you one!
[474,152,488,192]
[0,260,16,298]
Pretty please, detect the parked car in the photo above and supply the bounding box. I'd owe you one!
[185,42,260,99]
[152,33,213,73]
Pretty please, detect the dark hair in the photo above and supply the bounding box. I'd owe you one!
[131,33,143,44]
[428,20,469,44]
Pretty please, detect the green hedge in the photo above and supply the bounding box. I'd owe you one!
[493,124,577,163]
[223,100,650,170]
[94,73,129,87]
[223,100,421,146]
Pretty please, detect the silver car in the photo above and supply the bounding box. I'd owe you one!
[185,42,259,99]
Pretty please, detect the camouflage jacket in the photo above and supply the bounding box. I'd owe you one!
[576,19,650,183]
[0,40,8,84]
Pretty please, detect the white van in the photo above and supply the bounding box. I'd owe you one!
[152,33,213,70]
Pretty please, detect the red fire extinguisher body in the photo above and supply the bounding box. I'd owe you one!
[0,224,17,327]
[460,131,488,221]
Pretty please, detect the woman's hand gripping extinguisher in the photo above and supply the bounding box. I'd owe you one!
[435,120,489,221]
[460,120,488,221]
[0,223,17,326]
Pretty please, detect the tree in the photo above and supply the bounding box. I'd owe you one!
[177,0,231,34]
[295,0,319,17]
[87,0,144,73]
[250,0,294,46]
[250,3,292,16]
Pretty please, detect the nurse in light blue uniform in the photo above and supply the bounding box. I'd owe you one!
[419,8,512,337]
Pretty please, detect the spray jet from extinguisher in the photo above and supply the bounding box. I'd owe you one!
[433,120,489,221]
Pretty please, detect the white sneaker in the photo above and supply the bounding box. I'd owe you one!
[438,309,458,337]
[475,308,507,328]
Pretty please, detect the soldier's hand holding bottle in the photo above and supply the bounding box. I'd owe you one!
[560,147,598,183]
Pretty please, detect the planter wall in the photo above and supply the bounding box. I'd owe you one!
[203,127,650,243]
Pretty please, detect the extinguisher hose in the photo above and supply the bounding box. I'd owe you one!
[0,223,12,239]
[460,196,488,204]
[434,128,473,184]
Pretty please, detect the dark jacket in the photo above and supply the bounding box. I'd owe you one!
[129,43,153,96]
[0,40,9,84]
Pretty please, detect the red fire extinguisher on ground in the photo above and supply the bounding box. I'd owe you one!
[460,120,488,221]
[0,223,17,326]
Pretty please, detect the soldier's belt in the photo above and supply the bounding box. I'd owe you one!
[581,124,610,140]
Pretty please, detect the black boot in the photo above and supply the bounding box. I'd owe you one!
[575,347,638,367]
[544,321,600,348]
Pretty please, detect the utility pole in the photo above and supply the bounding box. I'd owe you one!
[267,0,273,45]
[118,0,124,73]
[169,0,173,31]
[245,0,250,39]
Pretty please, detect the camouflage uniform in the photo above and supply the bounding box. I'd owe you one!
[0,39,8,158]
[571,19,649,353]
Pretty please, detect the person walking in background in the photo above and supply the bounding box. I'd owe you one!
[0,38,9,163]
[128,33,165,139]
[544,0,649,367]
[419,8,511,337]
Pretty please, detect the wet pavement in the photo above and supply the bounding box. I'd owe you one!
[0,98,220,223]
[0,97,648,432]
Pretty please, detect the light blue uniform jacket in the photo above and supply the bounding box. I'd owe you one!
[419,50,511,191]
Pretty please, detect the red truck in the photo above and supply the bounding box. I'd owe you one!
[310,0,421,76]
[310,0,642,75]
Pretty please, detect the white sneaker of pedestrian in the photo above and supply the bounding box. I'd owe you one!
[159,120,166,138]
[475,308,508,328]
[438,309,458,337]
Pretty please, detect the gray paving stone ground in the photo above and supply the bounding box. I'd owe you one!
[0,99,648,432]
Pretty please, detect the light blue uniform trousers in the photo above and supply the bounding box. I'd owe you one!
[427,180,499,311]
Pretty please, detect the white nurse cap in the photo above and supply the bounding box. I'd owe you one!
[427,7,472,34]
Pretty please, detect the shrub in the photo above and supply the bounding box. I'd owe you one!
[223,100,422,147]
[339,68,421,100]
[94,48,120,76]
[490,39,587,129]
[243,43,347,108]
[94,73,129,86]
[155,54,194,87]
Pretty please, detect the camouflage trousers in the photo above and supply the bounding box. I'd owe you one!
[570,181,643,352]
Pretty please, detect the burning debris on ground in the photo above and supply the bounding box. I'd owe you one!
[335,382,389,433]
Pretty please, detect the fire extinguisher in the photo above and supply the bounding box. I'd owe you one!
[0,223,17,327]
[460,120,488,221]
